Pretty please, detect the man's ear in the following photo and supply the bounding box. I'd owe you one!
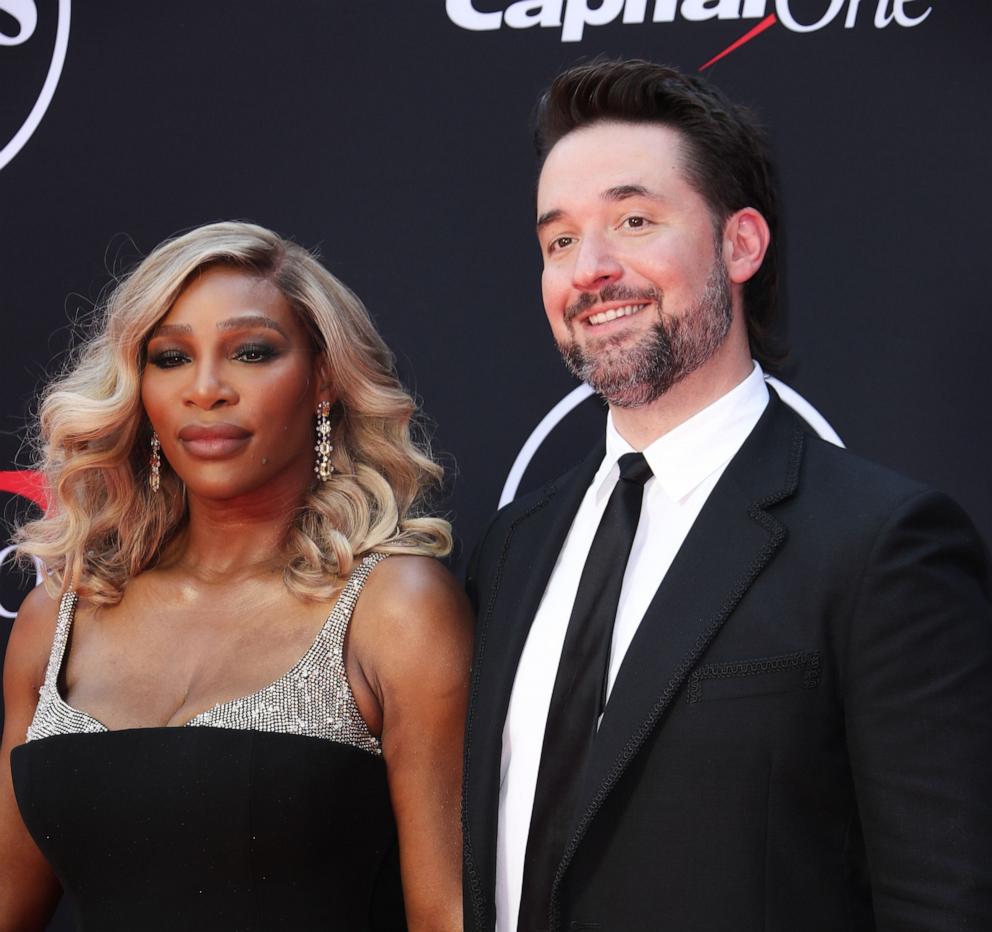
[723,208,771,285]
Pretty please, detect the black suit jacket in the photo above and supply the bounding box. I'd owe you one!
[463,392,992,932]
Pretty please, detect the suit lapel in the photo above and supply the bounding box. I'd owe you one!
[550,392,807,922]
[463,445,604,928]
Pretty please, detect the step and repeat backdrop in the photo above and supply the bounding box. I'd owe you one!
[2,3,990,926]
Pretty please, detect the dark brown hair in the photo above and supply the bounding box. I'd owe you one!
[535,59,783,368]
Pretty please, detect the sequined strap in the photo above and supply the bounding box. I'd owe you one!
[182,551,391,754]
[43,591,78,690]
[324,552,389,662]
[28,560,390,752]
[27,590,104,744]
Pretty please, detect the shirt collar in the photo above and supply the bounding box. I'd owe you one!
[595,362,770,504]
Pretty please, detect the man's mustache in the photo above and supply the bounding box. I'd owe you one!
[564,284,662,323]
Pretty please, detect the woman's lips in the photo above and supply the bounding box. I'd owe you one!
[177,423,251,459]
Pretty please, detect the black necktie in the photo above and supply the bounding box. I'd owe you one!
[517,452,654,932]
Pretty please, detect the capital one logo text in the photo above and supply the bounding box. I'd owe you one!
[446,0,932,43]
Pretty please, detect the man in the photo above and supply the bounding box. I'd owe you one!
[463,60,992,932]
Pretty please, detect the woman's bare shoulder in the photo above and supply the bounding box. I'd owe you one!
[5,586,61,690]
[15,584,60,619]
[361,554,470,625]
[352,554,473,680]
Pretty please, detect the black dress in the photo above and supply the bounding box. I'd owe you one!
[11,554,406,931]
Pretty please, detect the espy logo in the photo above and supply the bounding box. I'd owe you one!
[0,0,71,171]
[446,0,932,62]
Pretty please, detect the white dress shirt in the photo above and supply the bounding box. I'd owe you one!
[495,363,770,931]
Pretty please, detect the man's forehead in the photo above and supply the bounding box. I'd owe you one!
[536,122,688,216]
[536,184,669,229]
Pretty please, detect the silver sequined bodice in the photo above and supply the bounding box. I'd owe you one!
[26,553,386,756]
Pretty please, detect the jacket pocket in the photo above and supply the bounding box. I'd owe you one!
[686,650,821,704]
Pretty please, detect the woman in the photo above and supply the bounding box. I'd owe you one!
[0,222,471,931]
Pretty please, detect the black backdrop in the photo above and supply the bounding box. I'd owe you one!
[2,3,990,928]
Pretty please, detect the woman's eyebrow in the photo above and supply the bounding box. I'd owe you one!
[216,315,289,338]
[149,316,289,339]
[150,322,192,337]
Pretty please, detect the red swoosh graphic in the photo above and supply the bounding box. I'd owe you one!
[699,13,778,71]
[0,470,47,509]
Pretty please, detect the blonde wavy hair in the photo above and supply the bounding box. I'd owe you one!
[16,221,452,605]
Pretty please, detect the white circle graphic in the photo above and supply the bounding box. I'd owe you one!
[499,376,844,507]
[0,0,71,172]
[0,544,45,618]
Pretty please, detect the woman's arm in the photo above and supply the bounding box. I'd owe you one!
[0,585,63,932]
[352,555,473,932]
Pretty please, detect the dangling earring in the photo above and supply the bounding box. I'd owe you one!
[314,401,333,482]
[149,431,161,492]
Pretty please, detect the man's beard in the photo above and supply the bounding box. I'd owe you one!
[557,260,733,409]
